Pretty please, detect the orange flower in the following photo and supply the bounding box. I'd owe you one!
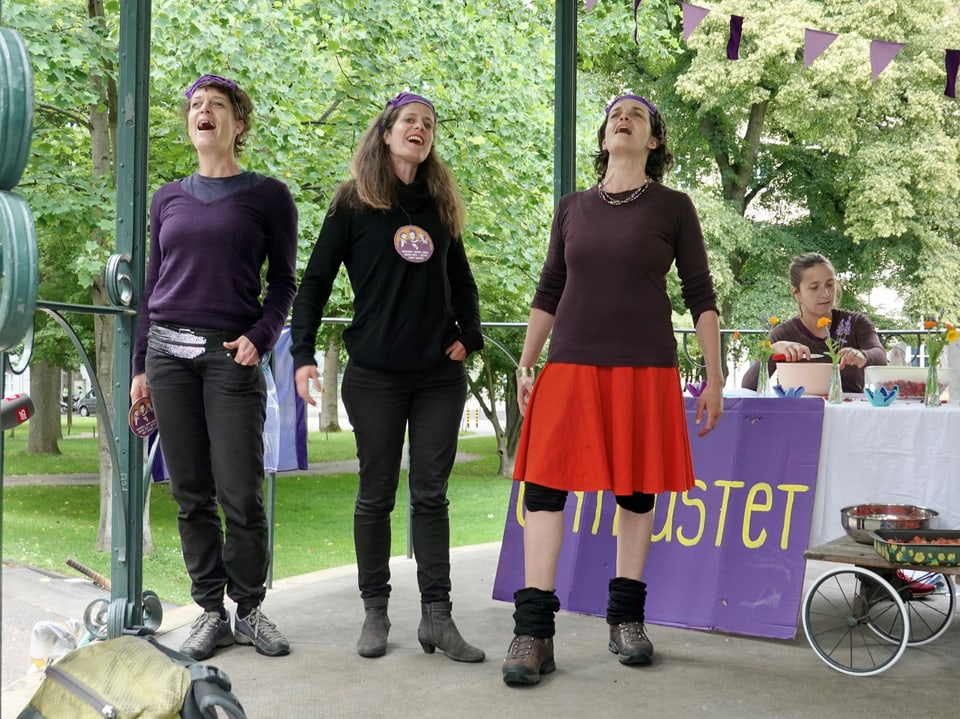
[817,317,831,329]
[923,312,958,366]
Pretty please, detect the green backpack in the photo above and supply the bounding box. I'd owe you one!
[16,635,246,719]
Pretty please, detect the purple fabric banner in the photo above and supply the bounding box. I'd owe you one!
[727,15,743,60]
[946,49,960,98]
[681,3,710,42]
[492,397,825,640]
[870,39,906,81]
[803,29,838,69]
[150,327,307,480]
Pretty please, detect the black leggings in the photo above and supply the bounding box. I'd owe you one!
[523,481,655,514]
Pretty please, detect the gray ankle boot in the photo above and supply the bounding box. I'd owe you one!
[418,601,485,663]
[357,597,390,658]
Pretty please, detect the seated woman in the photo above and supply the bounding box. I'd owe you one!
[741,252,887,393]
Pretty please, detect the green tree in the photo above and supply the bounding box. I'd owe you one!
[583,0,960,338]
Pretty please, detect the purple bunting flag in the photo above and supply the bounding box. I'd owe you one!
[803,29,838,69]
[681,3,711,42]
[727,15,743,60]
[870,39,906,81]
[946,49,960,98]
[633,0,642,45]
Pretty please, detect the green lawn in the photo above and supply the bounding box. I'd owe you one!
[2,424,513,606]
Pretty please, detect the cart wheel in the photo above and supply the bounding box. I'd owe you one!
[867,571,955,646]
[802,566,910,676]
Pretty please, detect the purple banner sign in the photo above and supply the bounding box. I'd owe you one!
[492,397,824,640]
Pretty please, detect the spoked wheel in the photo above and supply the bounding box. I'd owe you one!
[802,567,910,676]
[867,570,955,646]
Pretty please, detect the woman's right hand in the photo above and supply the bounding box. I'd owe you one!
[130,373,149,402]
[295,365,322,406]
[770,341,813,361]
[517,375,535,416]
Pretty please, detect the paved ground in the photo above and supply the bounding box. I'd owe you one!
[4,422,960,718]
[4,545,960,719]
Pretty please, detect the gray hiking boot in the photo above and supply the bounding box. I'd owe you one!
[235,607,290,657]
[179,610,234,661]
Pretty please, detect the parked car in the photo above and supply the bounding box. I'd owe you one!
[74,389,97,416]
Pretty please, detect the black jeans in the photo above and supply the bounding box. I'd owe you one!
[146,331,268,611]
[341,360,467,603]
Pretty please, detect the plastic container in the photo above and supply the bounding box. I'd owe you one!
[774,360,833,396]
[864,365,956,400]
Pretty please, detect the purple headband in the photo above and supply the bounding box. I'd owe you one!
[605,94,666,142]
[385,91,436,120]
[184,74,239,100]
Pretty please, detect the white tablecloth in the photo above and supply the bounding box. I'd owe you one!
[808,398,960,546]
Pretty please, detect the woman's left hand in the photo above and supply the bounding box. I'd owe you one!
[695,381,723,437]
[838,347,866,369]
[223,335,260,366]
[445,340,467,362]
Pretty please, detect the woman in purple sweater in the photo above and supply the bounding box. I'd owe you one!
[130,74,297,661]
[741,252,887,393]
[502,95,724,685]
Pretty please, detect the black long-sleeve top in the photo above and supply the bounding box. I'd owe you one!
[290,175,483,372]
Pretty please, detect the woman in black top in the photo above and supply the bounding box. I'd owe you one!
[290,92,484,663]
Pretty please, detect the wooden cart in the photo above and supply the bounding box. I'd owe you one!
[802,535,959,676]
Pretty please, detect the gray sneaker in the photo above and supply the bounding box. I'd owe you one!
[235,607,290,656]
[180,610,234,660]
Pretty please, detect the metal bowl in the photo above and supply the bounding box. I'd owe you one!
[840,504,939,544]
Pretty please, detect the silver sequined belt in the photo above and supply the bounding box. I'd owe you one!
[147,323,231,360]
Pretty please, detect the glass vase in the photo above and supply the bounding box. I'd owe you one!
[757,361,772,397]
[924,363,941,407]
[827,363,843,404]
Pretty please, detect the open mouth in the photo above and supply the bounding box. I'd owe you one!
[197,120,216,131]
[406,135,424,145]
[615,126,632,135]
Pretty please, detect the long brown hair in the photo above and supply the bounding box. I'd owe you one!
[332,104,466,237]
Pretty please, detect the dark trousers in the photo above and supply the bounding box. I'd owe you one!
[146,341,268,611]
[341,360,467,603]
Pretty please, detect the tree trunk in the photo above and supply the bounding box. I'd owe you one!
[320,334,341,432]
[26,360,63,455]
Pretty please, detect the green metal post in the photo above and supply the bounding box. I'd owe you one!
[110,0,151,633]
[554,0,577,204]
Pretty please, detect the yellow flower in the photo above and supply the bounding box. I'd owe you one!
[923,312,959,367]
[769,317,779,326]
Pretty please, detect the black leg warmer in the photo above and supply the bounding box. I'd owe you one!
[606,577,647,626]
[512,587,561,638]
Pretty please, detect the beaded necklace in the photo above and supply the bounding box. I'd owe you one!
[597,177,652,206]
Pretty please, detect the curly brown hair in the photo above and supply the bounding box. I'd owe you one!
[180,79,254,157]
[592,108,673,182]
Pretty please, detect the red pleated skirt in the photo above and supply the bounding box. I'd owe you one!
[512,363,695,495]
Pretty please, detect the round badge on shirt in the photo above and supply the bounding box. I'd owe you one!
[394,224,434,263]
[128,396,158,437]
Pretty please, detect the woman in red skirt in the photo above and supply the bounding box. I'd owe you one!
[501,94,724,685]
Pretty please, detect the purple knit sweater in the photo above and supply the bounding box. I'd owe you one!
[132,175,297,374]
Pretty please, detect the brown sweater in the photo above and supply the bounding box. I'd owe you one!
[532,182,717,367]
[741,310,888,392]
